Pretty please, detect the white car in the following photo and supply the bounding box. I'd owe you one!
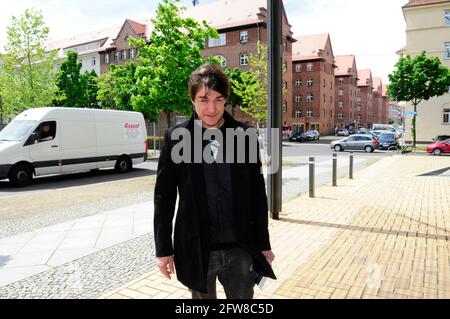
[0,107,148,186]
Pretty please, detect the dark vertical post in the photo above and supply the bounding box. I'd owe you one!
[349,152,354,179]
[332,153,337,186]
[267,0,283,220]
[309,157,315,198]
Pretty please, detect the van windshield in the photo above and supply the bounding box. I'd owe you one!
[0,120,37,141]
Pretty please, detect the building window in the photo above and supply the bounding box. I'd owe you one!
[104,53,109,64]
[339,89,344,96]
[323,79,326,88]
[295,110,302,118]
[214,55,227,67]
[91,56,96,66]
[130,49,135,59]
[282,41,287,53]
[307,109,313,118]
[295,64,302,72]
[357,97,361,102]
[307,63,313,72]
[283,82,287,89]
[209,33,227,47]
[115,52,120,61]
[339,101,344,108]
[445,42,450,59]
[338,78,344,85]
[323,94,326,102]
[444,108,450,124]
[445,10,450,26]
[307,79,313,87]
[307,93,313,102]
[240,31,248,43]
[295,79,302,87]
[283,102,287,113]
[240,53,249,66]
[338,113,344,119]
[122,50,127,60]
[295,95,302,103]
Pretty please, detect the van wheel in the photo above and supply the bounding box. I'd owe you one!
[9,164,33,187]
[115,156,132,173]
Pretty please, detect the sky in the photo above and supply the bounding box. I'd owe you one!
[0,0,407,83]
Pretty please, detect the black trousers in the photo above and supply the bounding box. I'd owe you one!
[191,247,257,299]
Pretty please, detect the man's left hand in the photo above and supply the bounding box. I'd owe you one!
[262,250,275,263]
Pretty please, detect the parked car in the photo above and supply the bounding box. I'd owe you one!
[303,130,320,141]
[357,128,368,134]
[0,107,148,187]
[433,135,450,142]
[378,132,399,150]
[289,132,306,142]
[426,139,450,156]
[330,134,380,153]
[362,131,380,141]
[336,129,350,136]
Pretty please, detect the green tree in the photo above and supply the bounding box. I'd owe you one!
[82,70,99,108]
[0,8,57,119]
[388,52,450,147]
[97,70,117,109]
[231,42,268,129]
[130,0,218,127]
[55,51,86,107]
[223,67,244,117]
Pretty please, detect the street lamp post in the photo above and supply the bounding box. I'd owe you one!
[267,0,283,220]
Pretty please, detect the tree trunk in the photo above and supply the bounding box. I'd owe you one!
[166,110,172,130]
[412,103,417,148]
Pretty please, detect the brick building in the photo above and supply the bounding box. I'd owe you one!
[291,33,336,135]
[334,55,358,131]
[186,0,296,128]
[372,77,384,124]
[382,84,390,124]
[356,69,374,128]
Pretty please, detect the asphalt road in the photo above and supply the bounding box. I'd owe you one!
[0,139,393,198]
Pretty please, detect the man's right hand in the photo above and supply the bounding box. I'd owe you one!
[156,256,175,279]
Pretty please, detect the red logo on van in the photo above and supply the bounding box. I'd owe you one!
[124,123,140,129]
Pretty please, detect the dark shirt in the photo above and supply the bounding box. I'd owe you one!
[201,118,237,250]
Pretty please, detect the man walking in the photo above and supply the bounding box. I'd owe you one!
[154,63,276,299]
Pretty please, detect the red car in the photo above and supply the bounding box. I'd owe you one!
[427,139,450,156]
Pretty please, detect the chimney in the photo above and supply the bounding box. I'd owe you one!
[193,0,199,6]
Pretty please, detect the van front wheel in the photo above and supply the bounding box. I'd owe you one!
[9,164,33,187]
[115,156,132,173]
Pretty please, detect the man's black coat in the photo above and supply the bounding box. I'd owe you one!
[154,112,276,293]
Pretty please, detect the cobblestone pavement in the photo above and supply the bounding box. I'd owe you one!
[101,155,450,299]
[0,234,155,299]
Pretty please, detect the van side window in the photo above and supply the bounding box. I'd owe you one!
[33,121,57,143]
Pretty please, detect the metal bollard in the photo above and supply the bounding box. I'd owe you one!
[349,152,354,179]
[332,153,337,187]
[309,157,315,198]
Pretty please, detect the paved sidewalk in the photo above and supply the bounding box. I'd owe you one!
[0,202,153,287]
[100,155,450,299]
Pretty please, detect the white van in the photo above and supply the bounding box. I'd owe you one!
[0,107,148,186]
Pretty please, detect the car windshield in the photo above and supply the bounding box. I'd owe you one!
[0,120,37,141]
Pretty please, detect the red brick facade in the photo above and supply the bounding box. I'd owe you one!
[291,34,336,135]
[334,55,358,130]
[357,69,374,128]
[99,19,146,74]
